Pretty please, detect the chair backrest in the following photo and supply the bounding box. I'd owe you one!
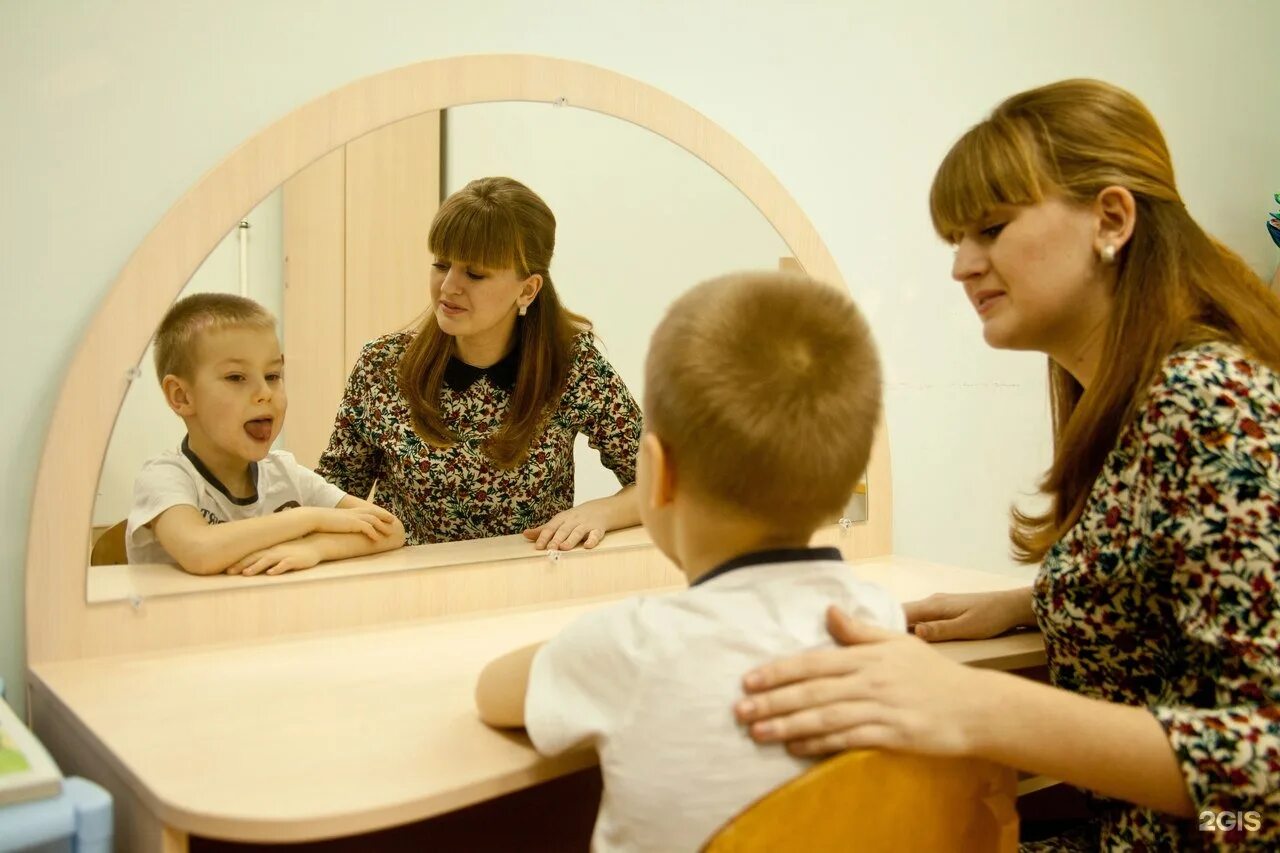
[89,520,128,566]
[703,750,1018,853]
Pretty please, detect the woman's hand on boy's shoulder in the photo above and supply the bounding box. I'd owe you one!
[734,606,994,759]
[229,540,323,576]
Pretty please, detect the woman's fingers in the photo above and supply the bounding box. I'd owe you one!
[912,617,971,642]
[743,646,869,692]
[745,699,885,744]
[735,674,866,723]
[786,723,901,757]
[554,525,587,550]
[535,522,560,550]
[527,517,605,551]
[901,593,960,626]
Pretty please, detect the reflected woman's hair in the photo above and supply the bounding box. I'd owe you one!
[397,176,591,468]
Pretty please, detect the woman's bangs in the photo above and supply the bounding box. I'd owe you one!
[428,204,521,271]
[929,118,1046,241]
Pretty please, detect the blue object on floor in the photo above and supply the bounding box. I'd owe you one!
[0,777,113,853]
[0,680,113,852]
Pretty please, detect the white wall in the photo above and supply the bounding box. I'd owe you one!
[3,0,1278,715]
[443,102,791,504]
[93,190,284,526]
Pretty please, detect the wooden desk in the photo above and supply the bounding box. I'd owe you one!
[29,554,1043,852]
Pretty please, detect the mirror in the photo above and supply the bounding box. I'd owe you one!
[87,100,868,601]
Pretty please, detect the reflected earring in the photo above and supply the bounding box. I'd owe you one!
[1100,244,1118,264]
[518,304,528,317]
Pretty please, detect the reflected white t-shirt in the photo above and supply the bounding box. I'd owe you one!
[524,548,906,853]
[125,439,346,565]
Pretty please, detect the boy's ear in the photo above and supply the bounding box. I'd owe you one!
[161,375,195,417]
[641,432,676,510]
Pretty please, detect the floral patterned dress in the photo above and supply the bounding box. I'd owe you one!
[1028,342,1280,851]
[316,331,642,545]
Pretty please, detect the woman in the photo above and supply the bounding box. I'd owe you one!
[734,80,1280,849]
[317,177,642,549]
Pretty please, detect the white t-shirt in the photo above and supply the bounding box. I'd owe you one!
[125,440,347,565]
[525,547,906,853]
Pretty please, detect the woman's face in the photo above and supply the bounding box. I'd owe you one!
[950,196,1112,358]
[429,257,538,351]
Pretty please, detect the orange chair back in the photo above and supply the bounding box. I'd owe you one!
[90,520,128,566]
[704,750,1018,852]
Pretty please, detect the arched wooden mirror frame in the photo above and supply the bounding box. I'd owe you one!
[25,54,892,666]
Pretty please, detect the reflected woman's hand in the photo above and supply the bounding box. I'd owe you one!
[734,606,992,758]
[522,497,614,551]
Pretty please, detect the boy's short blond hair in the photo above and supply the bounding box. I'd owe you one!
[153,293,276,382]
[644,271,881,531]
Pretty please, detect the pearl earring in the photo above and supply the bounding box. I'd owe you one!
[518,304,527,317]
[1100,244,1118,264]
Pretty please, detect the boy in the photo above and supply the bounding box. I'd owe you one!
[126,293,405,575]
[475,271,904,851]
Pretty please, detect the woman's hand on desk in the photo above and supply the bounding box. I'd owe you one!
[903,588,1036,642]
[734,606,991,758]
[523,502,608,550]
[522,488,637,551]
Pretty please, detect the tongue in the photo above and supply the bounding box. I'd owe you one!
[245,420,272,441]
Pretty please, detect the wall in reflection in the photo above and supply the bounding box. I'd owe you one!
[94,191,284,527]
[443,101,792,503]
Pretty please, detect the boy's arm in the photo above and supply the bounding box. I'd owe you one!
[297,495,406,560]
[230,496,406,576]
[151,501,393,576]
[475,643,543,728]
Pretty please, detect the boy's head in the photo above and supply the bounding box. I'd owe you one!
[639,271,881,568]
[154,293,285,463]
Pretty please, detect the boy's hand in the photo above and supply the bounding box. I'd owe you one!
[230,541,323,576]
[309,505,397,541]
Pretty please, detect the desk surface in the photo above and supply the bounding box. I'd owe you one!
[32,555,1043,843]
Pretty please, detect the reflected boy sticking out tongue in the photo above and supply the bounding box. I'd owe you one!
[123,293,406,576]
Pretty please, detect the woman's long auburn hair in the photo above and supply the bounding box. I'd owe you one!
[397,177,589,468]
[929,79,1280,563]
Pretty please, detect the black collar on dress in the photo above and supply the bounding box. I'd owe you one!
[181,436,259,505]
[691,546,844,587]
[443,344,520,392]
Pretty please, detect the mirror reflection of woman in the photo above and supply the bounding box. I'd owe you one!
[317,177,642,549]
[734,80,1280,850]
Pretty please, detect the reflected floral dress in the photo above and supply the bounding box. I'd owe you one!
[316,331,642,545]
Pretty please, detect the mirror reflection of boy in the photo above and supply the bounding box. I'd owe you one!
[475,272,903,851]
[125,294,405,576]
